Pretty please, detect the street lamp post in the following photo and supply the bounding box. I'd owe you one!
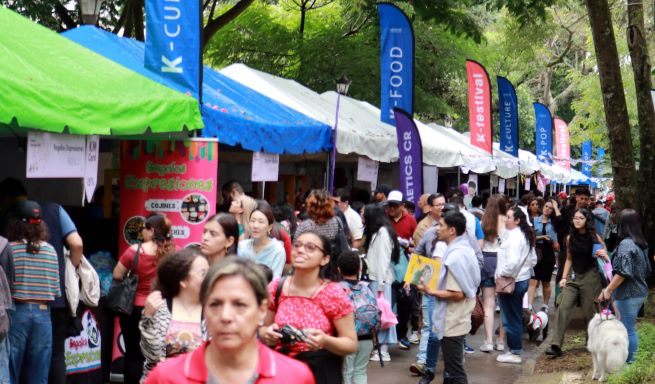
[80,0,102,25]
[328,75,351,195]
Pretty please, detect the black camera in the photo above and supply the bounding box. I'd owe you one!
[278,324,307,345]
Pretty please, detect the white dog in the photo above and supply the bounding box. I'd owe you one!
[586,312,629,382]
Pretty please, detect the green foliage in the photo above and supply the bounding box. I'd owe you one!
[608,322,655,384]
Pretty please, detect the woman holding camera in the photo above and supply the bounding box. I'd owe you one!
[259,231,357,384]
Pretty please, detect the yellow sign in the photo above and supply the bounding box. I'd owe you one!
[404,253,442,290]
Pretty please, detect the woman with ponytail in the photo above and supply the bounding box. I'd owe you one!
[494,207,537,365]
[113,213,176,383]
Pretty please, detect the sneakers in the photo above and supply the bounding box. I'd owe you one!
[479,343,494,353]
[464,345,475,354]
[410,362,426,376]
[494,343,505,352]
[408,332,420,344]
[399,338,411,350]
[370,351,391,362]
[545,345,563,357]
[496,352,522,364]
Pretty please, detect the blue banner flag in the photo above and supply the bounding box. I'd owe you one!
[497,77,519,157]
[378,3,414,125]
[145,0,202,101]
[393,108,423,213]
[533,102,553,164]
[582,140,592,177]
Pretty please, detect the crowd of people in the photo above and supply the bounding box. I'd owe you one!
[0,176,650,384]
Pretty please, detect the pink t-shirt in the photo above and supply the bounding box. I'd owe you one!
[119,246,157,307]
[268,278,353,354]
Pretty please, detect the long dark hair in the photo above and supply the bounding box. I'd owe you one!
[617,209,648,249]
[205,213,239,255]
[363,204,400,264]
[569,208,596,239]
[6,218,50,254]
[510,207,535,248]
[482,194,507,242]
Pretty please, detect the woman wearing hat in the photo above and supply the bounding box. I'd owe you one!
[6,200,60,384]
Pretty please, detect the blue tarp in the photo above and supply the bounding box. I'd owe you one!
[63,26,332,154]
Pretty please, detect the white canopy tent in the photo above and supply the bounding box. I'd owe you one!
[220,63,398,163]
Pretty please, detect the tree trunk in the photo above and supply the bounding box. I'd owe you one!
[202,0,255,48]
[627,2,655,246]
[585,0,637,209]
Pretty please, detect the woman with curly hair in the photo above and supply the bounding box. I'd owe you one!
[546,208,609,358]
[139,248,209,382]
[113,213,176,383]
[294,190,345,256]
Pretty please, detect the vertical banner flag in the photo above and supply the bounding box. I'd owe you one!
[378,3,414,125]
[582,140,592,177]
[534,102,553,164]
[118,139,218,255]
[597,147,606,177]
[466,60,492,153]
[393,108,423,217]
[145,0,202,100]
[497,77,519,157]
[554,118,571,171]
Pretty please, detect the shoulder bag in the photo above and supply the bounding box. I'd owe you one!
[106,243,141,315]
[495,247,530,295]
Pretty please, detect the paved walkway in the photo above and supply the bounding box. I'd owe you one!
[368,303,547,384]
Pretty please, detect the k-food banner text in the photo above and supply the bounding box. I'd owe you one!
[378,3,414,125]
[145,0,202,100]
[554,118,571,171]
[393,108,423,215]
[534,102,553,164]
[582,140,592,177]
[466,60,492,154]
[118,140,218,255]
[497,76,518,157]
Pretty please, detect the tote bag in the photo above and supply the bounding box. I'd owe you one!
[106,244,140,315]
[376,292,398,330]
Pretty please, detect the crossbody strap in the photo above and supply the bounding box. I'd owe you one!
[513,246,531,278]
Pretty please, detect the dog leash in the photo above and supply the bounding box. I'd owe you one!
[595,299,615,321]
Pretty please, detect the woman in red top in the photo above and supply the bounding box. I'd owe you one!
[259,232,357,384]
[145,257,315,384]
[113,213,175,384]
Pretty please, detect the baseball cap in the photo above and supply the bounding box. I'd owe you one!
[441,203,459,215]
[387,190,403,204]
[12,200,42,224]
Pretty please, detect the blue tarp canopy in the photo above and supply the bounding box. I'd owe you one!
[63,26,332,154]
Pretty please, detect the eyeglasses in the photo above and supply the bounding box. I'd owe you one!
[292,241,324,253]
[432,203,445,208]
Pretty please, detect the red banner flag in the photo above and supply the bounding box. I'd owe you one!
[466,60,492,154]
[554,118,570,171]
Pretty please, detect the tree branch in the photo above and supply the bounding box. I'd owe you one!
[54,2,77,30]
[203,0,255,48]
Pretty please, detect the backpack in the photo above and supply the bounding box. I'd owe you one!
[339,280,380,337]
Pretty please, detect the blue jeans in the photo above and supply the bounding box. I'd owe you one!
[9,303,52,384]
[0,336,9,384]
[614,296,647,363]
[498,279,529,355]
[416,294,436,364]
[425,331,441,373]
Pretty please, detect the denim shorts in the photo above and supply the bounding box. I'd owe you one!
[480,277,495,288]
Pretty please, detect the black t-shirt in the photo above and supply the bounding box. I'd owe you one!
[569,232,596,274]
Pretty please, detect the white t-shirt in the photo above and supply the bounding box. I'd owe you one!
[432,241,448,259]
[343,206,364,240]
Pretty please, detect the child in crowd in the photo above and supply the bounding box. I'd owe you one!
[338,251,379,384]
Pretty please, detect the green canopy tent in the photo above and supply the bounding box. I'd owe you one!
[0,6,203,136]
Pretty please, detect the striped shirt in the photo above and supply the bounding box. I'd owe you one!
[10,240,60,302]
